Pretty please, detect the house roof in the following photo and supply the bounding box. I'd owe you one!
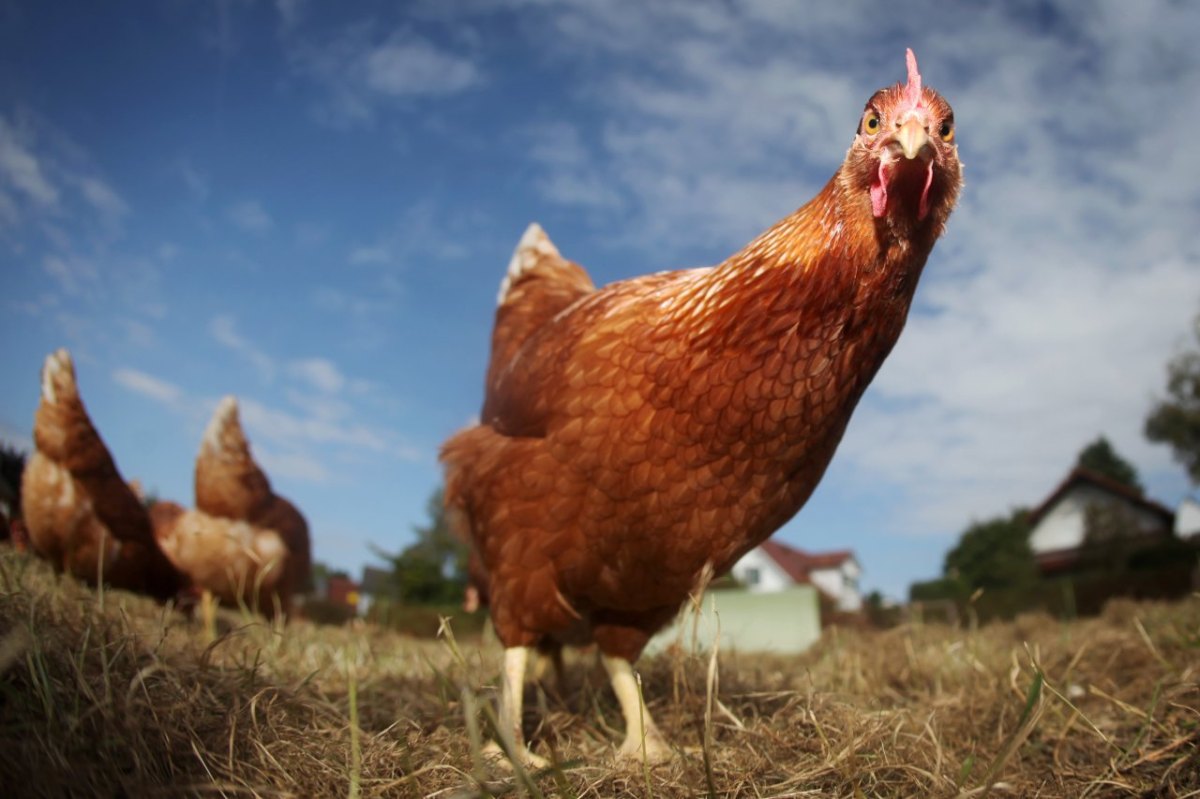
[759,539,857,584]
[1028,467,1174,526]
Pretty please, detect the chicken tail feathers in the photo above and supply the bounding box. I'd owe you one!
[496,223,594,309]
[31,349,157,548]
[195,395,272,519]
[484,224,595,416]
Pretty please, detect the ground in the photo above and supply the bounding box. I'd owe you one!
[0,545,1197,798]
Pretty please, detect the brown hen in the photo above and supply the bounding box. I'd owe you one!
[21,349,182,599]
[441,49,963,764]
[154,396,311,619]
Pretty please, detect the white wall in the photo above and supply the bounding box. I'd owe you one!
[729,546,793,593]
[1176,497,1200,538]
[810,561,862,612]
[1030,485,1168,554]
[646,586,822,655]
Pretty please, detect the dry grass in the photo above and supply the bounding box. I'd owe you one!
[1,546,1197,798]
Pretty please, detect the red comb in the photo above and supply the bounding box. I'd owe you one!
[904,48,922,106]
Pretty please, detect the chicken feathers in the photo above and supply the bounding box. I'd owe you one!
[442,50,963,764]
[158,396,312,619]
[21,349,182,599]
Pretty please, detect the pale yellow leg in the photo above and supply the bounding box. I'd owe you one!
[602,654,671,763]
[484,647,549,769]
[201,589,217,643]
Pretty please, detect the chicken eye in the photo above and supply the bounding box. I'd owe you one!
[939,120,955,142]
[863,113,881,135]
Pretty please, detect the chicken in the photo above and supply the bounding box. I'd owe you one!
[21,349,182,600]
[441,49,962,765]
[155,396,312,619]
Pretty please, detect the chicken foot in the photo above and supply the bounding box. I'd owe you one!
[602,654,671,763]
[485,646,549,770]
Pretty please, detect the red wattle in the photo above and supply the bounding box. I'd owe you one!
[871,162,888,217]
[918,160,934,221]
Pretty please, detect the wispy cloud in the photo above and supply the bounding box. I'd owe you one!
[209,315,277,378]
[523,121,623,212]
[0,116,58,210]
[348,245,391,265]
[286,23,482,127]
[171,157,209,202]
[112,367,184,407]
[253,442,330,483]
[226,199,273,233]
[119,317,158,348]
[275,0,305,32]
[109,358,421,485]
[288,357,346,394]
[75,175,129,222]
[363,31,481,97]
[41,254,98,297]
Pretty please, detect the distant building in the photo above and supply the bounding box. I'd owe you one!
[1027,468,1174,574]
[1176,497,1200,540]
[326,575,361,614]
[731,540,862,612]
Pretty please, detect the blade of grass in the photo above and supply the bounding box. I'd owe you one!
[702,598,722,799]
[347,652,362,799]
[970,664,1044,798]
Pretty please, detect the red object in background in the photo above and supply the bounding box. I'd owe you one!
[327,576,361,612]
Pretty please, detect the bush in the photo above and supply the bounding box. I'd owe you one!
[945,562,1198,624]
[301,597,358,627]
[909,576,968,603]
[364,599,489,639]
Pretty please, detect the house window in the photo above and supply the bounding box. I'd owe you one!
[743,567,761,586]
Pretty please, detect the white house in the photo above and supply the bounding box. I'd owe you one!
[1176,497,1200,540]
[1027,468,1175,573]
[730,539,863,612]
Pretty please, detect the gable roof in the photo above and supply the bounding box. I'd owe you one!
[1028,467,1174,527]
[759,539,856,583]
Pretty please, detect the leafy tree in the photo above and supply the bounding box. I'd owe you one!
[1145,312,1200,484]
[0,443,26,510]
[941,509,1037,592]
[1076,436,1143,493]
[309,561,332,594]
[0,444,26,539]
[375,487,469,604]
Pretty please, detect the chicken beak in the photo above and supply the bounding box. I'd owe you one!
[895,117,931,161]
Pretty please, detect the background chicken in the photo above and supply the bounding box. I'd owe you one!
[21,349,182,600]
[157,396,312,619]
[442,49,963,765]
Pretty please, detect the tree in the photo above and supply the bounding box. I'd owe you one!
[0,444,26,539]
[1077,436,1143,493]
[375,487,470,604]
[1145,312,1200,484]
[941,509,1037,592]
[0,443,25,508]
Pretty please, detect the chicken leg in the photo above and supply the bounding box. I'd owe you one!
[486,646,549,769]
[602,654,671,763]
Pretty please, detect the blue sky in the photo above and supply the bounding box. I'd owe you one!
[1,1,1198,600]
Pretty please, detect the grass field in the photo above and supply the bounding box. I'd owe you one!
[1,546,1197,798]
